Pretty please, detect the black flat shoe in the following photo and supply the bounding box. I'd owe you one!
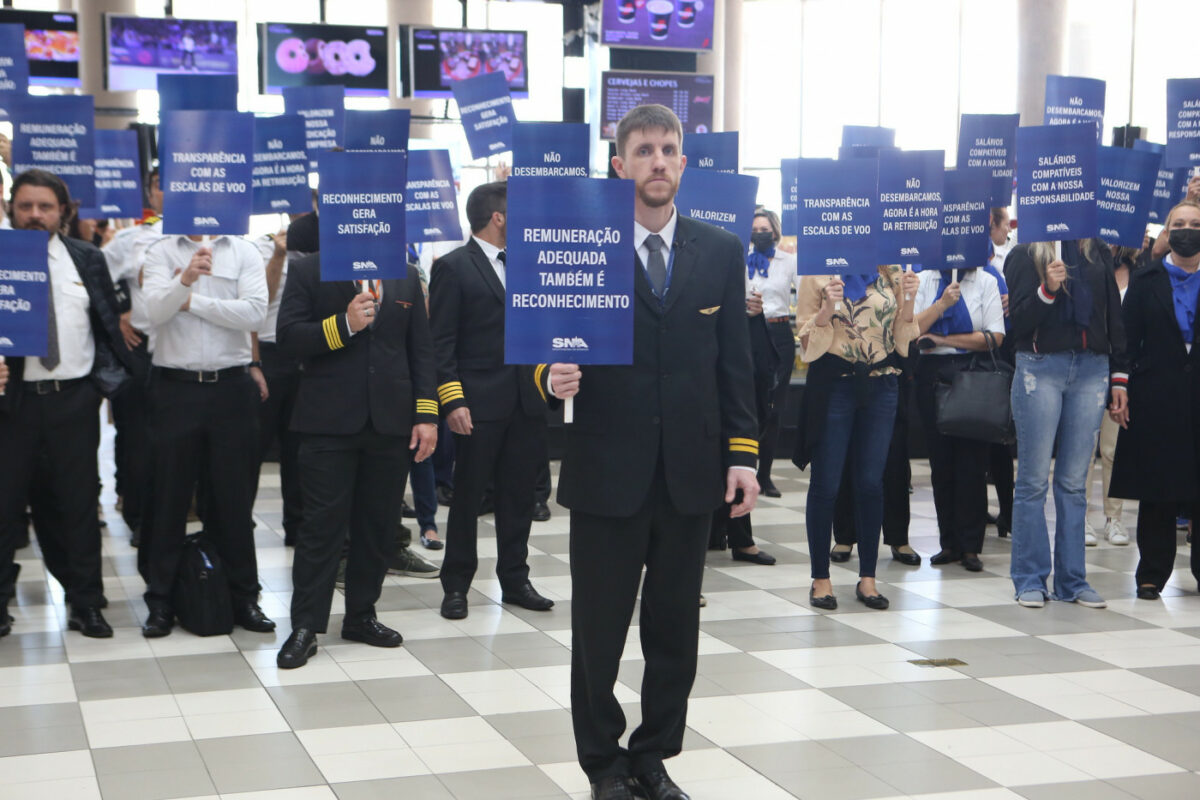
[930,550,961,566]
[590,775,637,800]
[419,532,444,550]
[829,545,853,563]
[502,582,554,611]
[436,484,454,507]
[634,768,691,800]
[440,591,468,619]
[891,546,921,566]
[400,500,417,518]
[142,608,173,638]
[234,602,276,633]
[855,582,889,610]
[341,616,402,647]
[532,501,551,522]
[996,516,1011,538]
[277,628,317,669]
[809,586,837,610]
[0,612,13,638]
[68,606,113,638]
[1136,585,1161,600]
[732,549,777,565]
[758,480,781,498]
[961,554,984,572]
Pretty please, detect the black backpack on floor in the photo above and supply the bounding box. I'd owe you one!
[172,533,234,636]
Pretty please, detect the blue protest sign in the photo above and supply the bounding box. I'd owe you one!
[78,130,143,219]
[10,95,96,207]
[940,167,991,270]
[406,149,463,243]
[157,73,238,112]
[282,85,344,171]
[1134,140,1190,224]
[0,24,30,120]
[512,122,589,177]
[0,230,50,358]
[505,176,634,365]
[842,126,895,148]
[676,169,760,250]
[160,110,254,236]
[877,149,944,265]
[1015,124,1098,242]
[780,158,799,236]
[344,109,411,153]
[957,113,1019,206]
[252,115,310,216]
[317,150,407,281]
[794,157,880,276]
[452,71,515,160]
[1044,75,1105,141]
[1096,145,1161,249]
[685,131,738,173]
[1166,78,1200,169]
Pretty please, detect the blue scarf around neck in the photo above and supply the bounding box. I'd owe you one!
[841,271,876,303]
[746,245,774,279]
[928,270,975,336]
[1164,254,1200,345]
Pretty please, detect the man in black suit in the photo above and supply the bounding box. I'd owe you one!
[0,169,137,638]
[429,182,553,620]
[546,105,759,800]
[273,250,438,668]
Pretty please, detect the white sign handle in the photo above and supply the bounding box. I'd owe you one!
[952,268,958,284]
[1054,240,1062,262]
[564,396,574,424]
[905,263,915,301]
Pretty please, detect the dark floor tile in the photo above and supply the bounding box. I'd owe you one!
[358,675,478,723]
[0,723,88,757]
[197,732,324,794]
[333,775,456,800]
[1016,780,1138,799]
[97,766,216,800]
[484,709,575,740]
[1107,771,1200,799]
[437,766,568,800]
[729,740,854,774]
[1083,713,1200,770]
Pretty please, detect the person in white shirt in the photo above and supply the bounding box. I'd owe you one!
[138,233,274,638]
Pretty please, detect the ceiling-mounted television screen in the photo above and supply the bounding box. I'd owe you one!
[405,26,528,100]
[105,15,237,92]
[260,21,388,97]
[0,9,80,88]
[600,0,713,52]
[600,70,713,140]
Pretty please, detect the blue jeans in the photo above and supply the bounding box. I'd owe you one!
[1010,351,1108,600]
[410,455,438,534]
[806,375,898,579]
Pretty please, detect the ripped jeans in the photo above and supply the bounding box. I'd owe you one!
[1010,351,1109,601]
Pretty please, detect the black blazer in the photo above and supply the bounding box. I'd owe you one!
[276,253,438,437]
[1,234,135,413]
[429,237,545,421]
[1110,260,1200,503]
[552,215,759,517]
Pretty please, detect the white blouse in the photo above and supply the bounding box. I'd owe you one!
[914,268,1005,356]
[745,248,799,319]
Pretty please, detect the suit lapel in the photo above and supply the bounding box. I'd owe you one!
[633,254,662,314]
[1149,267,1188,353]
[468,239,505,305]
[662,217,698,314]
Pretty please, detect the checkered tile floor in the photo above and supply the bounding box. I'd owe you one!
[3,419,1200,800]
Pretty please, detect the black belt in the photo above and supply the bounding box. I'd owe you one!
[157,366,248,384]
[23,377,88,395]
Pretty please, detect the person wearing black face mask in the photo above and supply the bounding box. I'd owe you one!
[1110,200,1200,599]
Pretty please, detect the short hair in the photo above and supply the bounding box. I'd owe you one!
[10,169,71,208]
[990,207,1009,229]
[616,104,683,159]
[466,181,507,234]
[753,206,782,242]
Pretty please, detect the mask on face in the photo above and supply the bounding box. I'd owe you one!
[750,231,775,252]
[1169,228,1200,259]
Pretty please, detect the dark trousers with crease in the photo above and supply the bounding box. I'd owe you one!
[834,379,911,548]
[989,442,1015,527]
[111,341,151,532]
[441,413,545,595]
[758,319,795,486]
[253,342,303,540]
[570,463,709,781]
[290,424,409,631]
[1135,501,1200,591]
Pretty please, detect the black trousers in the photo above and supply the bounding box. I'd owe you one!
[570,464,709,781]
[253,342,303,540]
[833,378,911,547]
[535,445,552,504]
[914,355,989,555]
[111,342,151,531]
[441,412,545,595]
[1135,501,1200,591]
[0,380,104,609]
[142,372,261,611]
[758,320,795,485]
[433,414,455,489]
[290,424,409,631]
[989,442,1014,527]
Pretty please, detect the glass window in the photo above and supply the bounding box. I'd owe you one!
[880,0,960,161]
[958,0,1018,117]
[1066,0,1134,138]
[1130,0,1200,145]
[799,0,882,158]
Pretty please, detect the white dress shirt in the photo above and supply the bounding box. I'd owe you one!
[746,248,800,319]
[24,234,95,382]
[914,268,1005,355]
[471,234,505,288]
[250,234,288,344]
[142,235,268,370]
[634,207,678,295]
[103,219,163,349]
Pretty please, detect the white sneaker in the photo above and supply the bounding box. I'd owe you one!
[1084,521,1098,547]
[1105,518,1129,546]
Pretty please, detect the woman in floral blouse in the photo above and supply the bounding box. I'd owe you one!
[792,265,920,610]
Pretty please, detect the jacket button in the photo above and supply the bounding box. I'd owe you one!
[368,367,376,374]
[651,416,661,425]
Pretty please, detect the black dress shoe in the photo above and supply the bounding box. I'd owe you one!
[855,582,890,610]
[829,545,853,563]
[436,484,454,507]
[400,500,417,518]
[732,549,777,565]
[234,602,277,633]
[635,769,690,800]
[277,628,318,669]
[441,591,469,619]
[342,616,403,647]
[502,582,554,611]
[142,608,173,638]
[809,587,837,610]
[891,546,921,566]
[532,501,551,522]
[961,554,984,572]
[590,775,637,800]
[996,516,1011,538]
[68,606,113,638]
[930,550,961,566]
[478,493,495,516]
[1137,585,1161,600]
[0,611,12,638]
[758,479,782,498]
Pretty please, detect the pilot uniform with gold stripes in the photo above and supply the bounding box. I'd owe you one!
[273,252,437,667]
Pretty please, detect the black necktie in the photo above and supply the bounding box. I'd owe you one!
[497,250,506,264]
[645,234,667,296]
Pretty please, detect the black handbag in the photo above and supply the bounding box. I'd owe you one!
[172,533,234,636]
[934,331,1015,444]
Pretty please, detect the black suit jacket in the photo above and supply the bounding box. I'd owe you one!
[552,215,759,517]
[276,253,438,437]
[1,234,135,414]
[429,237,545,421]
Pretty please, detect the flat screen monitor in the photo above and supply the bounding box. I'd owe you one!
[600,70,713,140]
[260,21,388,97]
[405,26,528,100]
[600,0,714,52]
[0,9,80,88]
[105,15,237,92]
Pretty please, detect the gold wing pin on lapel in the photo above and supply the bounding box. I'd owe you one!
[699,305,720,315]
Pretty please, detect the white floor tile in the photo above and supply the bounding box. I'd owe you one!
[412,739,531,774]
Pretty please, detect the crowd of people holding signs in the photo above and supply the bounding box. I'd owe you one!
[1,21,1200,796]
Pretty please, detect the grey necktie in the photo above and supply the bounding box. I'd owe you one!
[41,281,60,371]
[645,234,667,296]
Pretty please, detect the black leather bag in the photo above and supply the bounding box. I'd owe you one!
[172,533,234,636]
[935,331,1015,444]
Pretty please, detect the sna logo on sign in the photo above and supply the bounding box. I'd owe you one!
[1046,223,1070,234]
[901,246,920,257]
[352,260,378,271]
[552,336,589,351]
[0,337,13,347]
[825,257,849,268]
[192,217,219,226]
